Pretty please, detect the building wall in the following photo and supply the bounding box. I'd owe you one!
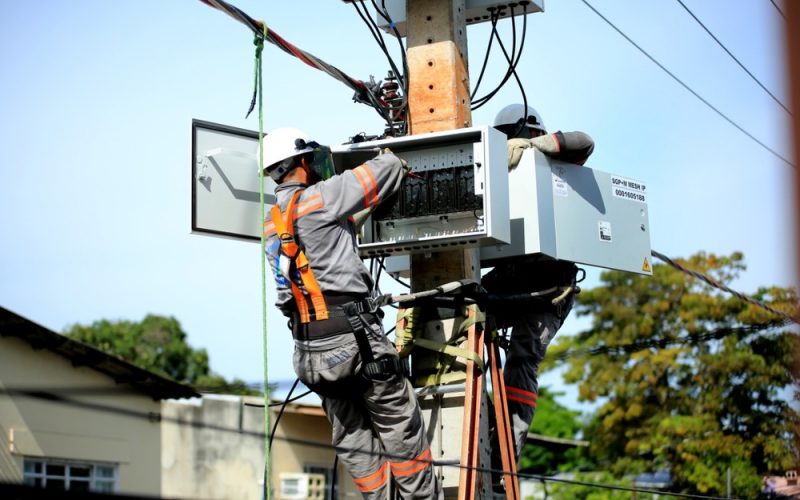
[162,395,359,499]
[0,335,162,496]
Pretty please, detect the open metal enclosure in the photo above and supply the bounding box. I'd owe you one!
[331,126,510,257]
[191,119,276,241]
[191,121,510,257]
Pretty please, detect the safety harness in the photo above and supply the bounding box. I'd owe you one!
[270,189,404,379]
[270,189,328,323]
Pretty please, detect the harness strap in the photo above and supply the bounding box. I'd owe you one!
[343,299,405,380]
[270,190,329,323]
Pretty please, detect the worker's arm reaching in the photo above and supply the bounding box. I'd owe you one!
[507,131,595,170]
[317,152,406,220]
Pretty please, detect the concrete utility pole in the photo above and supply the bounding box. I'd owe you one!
[405,2,492,498]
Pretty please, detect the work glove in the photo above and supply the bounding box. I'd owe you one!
[506,138,532,171]
[506,134,560,170]
[383,147,410,173]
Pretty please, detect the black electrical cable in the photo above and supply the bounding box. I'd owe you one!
[353,0,405,93]
[579,0,795,168]
[378,258,410,289]
[769,0,786,20]
[472,6,529,116]
[470,9,500,100]
[269,378,299,451]
[675,0,791,115]
[472,5,529,109]
[0,388,747,500]
[471,3,530,110]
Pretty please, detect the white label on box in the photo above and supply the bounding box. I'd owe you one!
[611,175,647,203]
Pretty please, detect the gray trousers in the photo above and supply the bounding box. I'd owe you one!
[502,303,571,458]
[293,316,443,499]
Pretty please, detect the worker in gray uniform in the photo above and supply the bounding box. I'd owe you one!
[484,104,594,463]
[261,127,442,499]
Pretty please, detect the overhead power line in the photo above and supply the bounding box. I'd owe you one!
[770,0,786,20]
[0,388,740,500]
[198,0,394,125]
[651,250,798,324]
[675,0,791,116]
[578,0,795,168]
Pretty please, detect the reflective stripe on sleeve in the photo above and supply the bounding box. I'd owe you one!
[352,165,378,208]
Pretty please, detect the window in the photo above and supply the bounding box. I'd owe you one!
[304,465,335,500]
[23,458,117,493]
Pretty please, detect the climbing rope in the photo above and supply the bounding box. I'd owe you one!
[254,23,272,500]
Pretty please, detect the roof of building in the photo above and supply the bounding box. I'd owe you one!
[0,306,200,400]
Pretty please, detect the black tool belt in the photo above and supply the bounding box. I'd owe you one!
[290,293,403,379]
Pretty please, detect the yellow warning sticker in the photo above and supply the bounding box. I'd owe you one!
[642,258,652,273]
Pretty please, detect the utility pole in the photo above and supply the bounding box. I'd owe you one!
[404,2,491,499]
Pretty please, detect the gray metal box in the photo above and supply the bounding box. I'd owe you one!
[191,121,510,257]
[331,126,510,257]
[369,0,545,37]
[480,149,653,275]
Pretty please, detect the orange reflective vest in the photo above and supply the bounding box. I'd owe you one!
[269,190,329,323]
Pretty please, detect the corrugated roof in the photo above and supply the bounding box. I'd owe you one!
[0,306,200,400]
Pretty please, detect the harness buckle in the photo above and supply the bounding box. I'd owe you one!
[278,232,300,258]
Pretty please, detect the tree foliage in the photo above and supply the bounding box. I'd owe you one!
[519,387,592,474]
[65,314,256,395]
[546,252,798,498]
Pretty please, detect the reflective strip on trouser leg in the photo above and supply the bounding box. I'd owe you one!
[390,447,433,478]
[353,462,390,494]
[503,310,565,458]
[318,320,442,499]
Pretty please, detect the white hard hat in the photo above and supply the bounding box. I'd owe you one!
[260,127,315,181]
[493,104,546,133]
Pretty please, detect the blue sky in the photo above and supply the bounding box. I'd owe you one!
[0,1,794,404]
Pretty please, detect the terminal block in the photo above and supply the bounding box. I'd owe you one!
[331,126,509,257]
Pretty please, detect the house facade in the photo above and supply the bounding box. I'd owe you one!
[0,306,197,496]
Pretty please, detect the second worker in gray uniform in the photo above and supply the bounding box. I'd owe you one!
[262,127,442,499]
[485,104,594,464]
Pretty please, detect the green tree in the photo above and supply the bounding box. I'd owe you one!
[65,314,256,395]
[546,252,798,498]
[519,387,592,475]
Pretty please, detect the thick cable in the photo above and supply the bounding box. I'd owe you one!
[269,378,299,451]
[651,250,798,324]
[579,0,795,168]
[675,0,791,115]
[199,0,393,121]
[769,0,786,20]
[470,10,500,100]
[555,321,789,360]
[471,3,530,110]
[0,388,741,500]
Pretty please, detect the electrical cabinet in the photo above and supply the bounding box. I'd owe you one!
[331,126,510,257]
[191,121,509,255]
[385,148,653,275]
[481,149,652,274]
[364,0,545,37]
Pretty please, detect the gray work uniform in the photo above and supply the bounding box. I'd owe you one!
[265,153,442,499]
[483,260,577,457]
[486,131,591,462]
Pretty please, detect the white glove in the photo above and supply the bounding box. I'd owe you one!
[507,138,532,171]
